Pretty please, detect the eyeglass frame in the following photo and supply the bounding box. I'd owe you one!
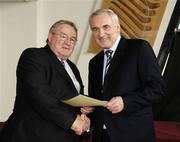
[52,32,77,45]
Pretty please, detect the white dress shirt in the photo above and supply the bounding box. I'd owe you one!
[59,59,80,93]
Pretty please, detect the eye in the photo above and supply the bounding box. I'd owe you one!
[103,25,111,31]
[91,27,99,33]
[60,33,67,39]
[70,38,77,44]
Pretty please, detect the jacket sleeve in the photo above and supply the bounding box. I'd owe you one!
[122,40,165,114]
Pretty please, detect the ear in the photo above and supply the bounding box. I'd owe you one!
[117,24,121,33]
[48,33,53,42]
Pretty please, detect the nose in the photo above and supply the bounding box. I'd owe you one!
[64,39,71,45]
[98,29,105,37]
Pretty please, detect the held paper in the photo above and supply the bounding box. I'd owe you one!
[62,94,107,107]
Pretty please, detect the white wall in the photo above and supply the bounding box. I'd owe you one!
[0,0,177,121]
[0,2,2,121]
[0,1,38,121]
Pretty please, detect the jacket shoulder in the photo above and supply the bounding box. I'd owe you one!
[90,51,103,62]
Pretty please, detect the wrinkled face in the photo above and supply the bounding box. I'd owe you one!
[48,24,77,60]
[90,12,120,49]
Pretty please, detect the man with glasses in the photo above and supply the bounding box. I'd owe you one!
[0,20,90,142]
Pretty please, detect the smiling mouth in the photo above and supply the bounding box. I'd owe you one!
[62,46,70,50]
[99,37,107,42]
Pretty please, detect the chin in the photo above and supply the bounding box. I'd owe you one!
[100,45,111,49]
[99,42,111,48]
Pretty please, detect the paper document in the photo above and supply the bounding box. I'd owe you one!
[62,94,107,107]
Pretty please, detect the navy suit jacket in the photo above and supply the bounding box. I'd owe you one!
[88,37,165,142]
[0,45,84,142]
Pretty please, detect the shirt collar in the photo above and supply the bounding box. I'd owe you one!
[104,35,121,56]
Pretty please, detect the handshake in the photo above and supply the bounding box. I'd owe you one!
[71,114,90,135]
[71,107,94,135]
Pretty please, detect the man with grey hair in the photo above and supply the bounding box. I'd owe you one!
[82,8,165,142]
[0,19,90,142]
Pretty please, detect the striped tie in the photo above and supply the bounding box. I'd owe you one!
[60,59,65,67]
[105,50,113,75]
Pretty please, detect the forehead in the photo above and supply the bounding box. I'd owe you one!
[56,24,77,35]
[90,12,113,27]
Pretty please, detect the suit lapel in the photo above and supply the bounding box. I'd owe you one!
[98,52,105,86]
[44,46,77,91]
[66,60,84,91]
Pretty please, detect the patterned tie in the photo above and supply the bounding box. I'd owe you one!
[105,50,113,75]
[60,59,65,67]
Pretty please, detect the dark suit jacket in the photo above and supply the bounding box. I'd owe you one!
[0,45,84,142]
[88,37,165,142]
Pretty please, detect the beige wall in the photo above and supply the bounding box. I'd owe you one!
[0,0,38,121]
[0,0,177,121]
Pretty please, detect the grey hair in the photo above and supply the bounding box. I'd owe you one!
[49,19,78,35]
[47,19,78,43]
[89,9,120,25]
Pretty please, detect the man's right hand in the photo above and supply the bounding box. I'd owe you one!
[71,114,90,135]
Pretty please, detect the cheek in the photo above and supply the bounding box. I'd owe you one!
[92,32,99,39]
[50,39,60,47]
[69,47,74,52]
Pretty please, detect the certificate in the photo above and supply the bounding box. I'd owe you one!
[61,94,107,107]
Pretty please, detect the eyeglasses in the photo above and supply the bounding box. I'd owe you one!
[53,32,77,45]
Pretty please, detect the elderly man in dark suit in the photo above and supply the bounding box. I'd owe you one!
[0,20,90,142]
[83,9,165,142]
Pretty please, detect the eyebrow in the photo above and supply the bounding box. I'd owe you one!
[59,32,77,39]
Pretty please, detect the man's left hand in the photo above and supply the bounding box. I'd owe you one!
[105,96,124,114]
